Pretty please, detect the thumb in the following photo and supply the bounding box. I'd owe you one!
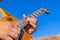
[23,14,27,18]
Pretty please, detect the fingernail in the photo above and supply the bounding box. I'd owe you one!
[30,22,32,24]
[27,18,29,20]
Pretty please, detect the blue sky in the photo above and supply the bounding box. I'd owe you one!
[0,0,60,38]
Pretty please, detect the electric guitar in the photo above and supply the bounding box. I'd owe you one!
[1,8,50,33]
[14,8,50,29]
[2,8,50,31]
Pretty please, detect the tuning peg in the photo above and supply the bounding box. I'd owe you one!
[45,10,50,14]
[41,8,50,14]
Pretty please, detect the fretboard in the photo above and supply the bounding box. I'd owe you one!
[15,8,50,29]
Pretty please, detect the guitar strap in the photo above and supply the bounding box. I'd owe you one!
[18,28,24,40]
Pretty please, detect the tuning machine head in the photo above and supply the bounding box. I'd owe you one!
[41,8,50,14]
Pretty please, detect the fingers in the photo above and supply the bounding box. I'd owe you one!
[26,17,37,28]
[27,17,37,24]
[30,22,37,28]
[23,14,37,24]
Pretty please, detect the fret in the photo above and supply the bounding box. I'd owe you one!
[15,22,22,28]
[22,19,27,24]
[23,19,27,23]
[19,20,25,25]
[30,14,35,17]
[37,11,41,15]
[15,19,28,29]
[18,20,26,25]
[18,22,23,26]
[32,13,37,17]
[32,11,41,17]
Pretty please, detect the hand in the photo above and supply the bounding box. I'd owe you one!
[23,14,37,34]
[0,21,20,40]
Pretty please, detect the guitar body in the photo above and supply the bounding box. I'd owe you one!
[1,16,18,23]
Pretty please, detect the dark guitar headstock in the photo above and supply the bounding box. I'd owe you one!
[40,8,50,14]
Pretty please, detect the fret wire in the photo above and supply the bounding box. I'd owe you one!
[18,20,26,26]
[22,19,27,24]
[18,19,27,25]
[34,12,39,16]
[17,22,22,27]
[18,22,23,26]
[19,20,25,25]
[18,20,25,25]
[39,10,42,13]
[14,18,28,28]
[23,19,27,23]
[29,8,43,17]
[30,14,35,17]
[17,19,28,28]
[32,13,37,17]
[15,22,22,28]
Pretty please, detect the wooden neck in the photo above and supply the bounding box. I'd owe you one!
[15,18,28,29]
[15,8,50,29]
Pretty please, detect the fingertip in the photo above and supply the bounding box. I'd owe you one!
[30,22,32,24]
[27,18,29,21]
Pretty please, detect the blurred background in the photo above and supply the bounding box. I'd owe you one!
[0,0,60,38]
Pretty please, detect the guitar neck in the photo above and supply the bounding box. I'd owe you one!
[15,8,50,29]
[29,8,50,17]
